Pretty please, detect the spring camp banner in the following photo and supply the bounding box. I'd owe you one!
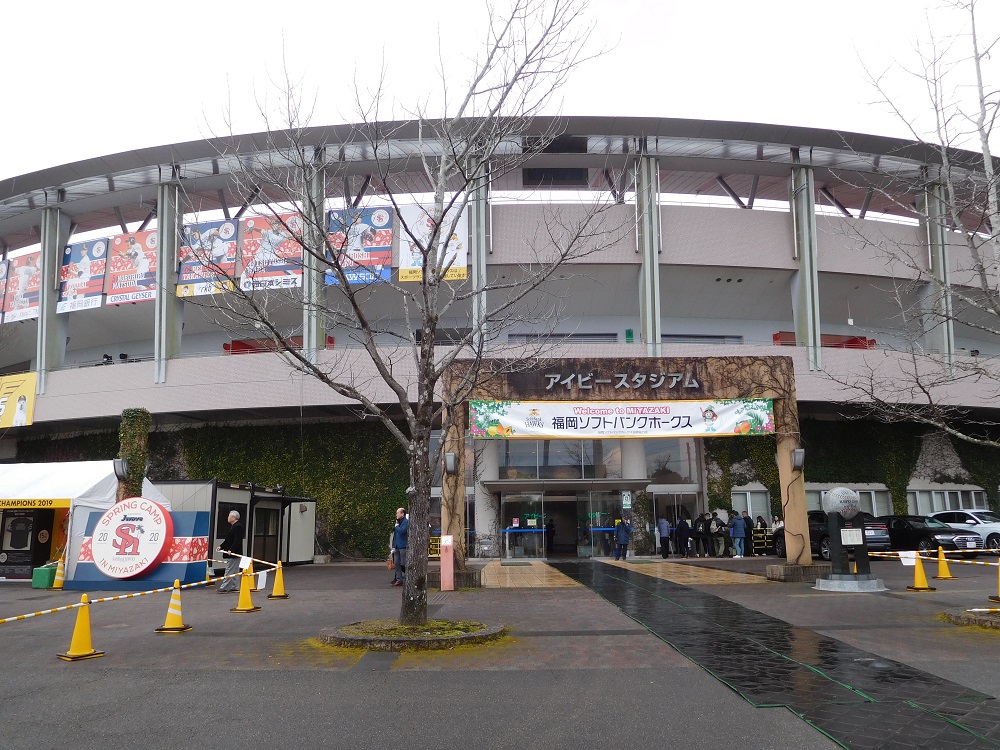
[398,204,468,282]
[469,399,775,440]
[3,252,42,322]
[326,207,393,285]
[177,220,238,297]
[57,238,108,313]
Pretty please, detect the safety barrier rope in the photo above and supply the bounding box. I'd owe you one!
[867,551,1000,567]
[0,558,258,625]
[219,550,278,570]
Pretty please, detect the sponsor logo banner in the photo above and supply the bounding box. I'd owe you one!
[177,220,239,297]
[469,398,775,439]
[326,207,393,285]
[57,238,108,313]
[106,231,158,305]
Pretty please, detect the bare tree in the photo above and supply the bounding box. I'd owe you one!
[827,0,1000,447]
[181,0,630,625]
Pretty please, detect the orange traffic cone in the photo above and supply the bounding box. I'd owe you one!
[230,569,261,613]
[57,594,105,661]
[906,554,937,592]
[933,546,958,581]
[155,580,193,633]
[989,565,1000,603]
[267,561,289,600]
[248,560,258,592]
[51,556,65,590]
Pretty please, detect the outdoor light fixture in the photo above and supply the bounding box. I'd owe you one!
[791,448,805,472]
[119,353,128,361]
[102,354,113,364]
[444,452,457,475]
[113,458,129,480]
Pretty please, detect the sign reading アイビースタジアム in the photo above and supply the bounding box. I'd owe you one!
[469,399,774,439]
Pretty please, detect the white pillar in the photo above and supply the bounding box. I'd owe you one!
[635,155,662,356]
[789,157,822,370]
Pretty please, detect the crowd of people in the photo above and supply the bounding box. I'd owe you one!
[656,511,783,559]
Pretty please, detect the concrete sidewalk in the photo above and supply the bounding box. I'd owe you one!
[1,556,998,749]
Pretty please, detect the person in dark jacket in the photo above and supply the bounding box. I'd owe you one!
[392,507,409,586]
[742,511,756,556]
[613,516,632,561]
[675,517,691,558]
[692,513,711,558]
[217,510,245,592]
[728,510,746,558]
[657,517,671,558]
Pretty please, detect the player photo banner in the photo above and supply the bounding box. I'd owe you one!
[3,252,42,322]
[177,220,238,298]
[0,371,38,429]
[0,260,7,324]
[469,398,775,440]
[57,238,108,313]
[326,207,393,285]
[239,213,303,291]
[398,205,468,282]
[106,231,158,306]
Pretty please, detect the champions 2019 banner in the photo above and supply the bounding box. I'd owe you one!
[469,399,775,440]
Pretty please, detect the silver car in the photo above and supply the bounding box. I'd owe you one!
[929,510,1000,553]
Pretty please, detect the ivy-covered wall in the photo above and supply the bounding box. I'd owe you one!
[705,419,998,515]
[17,421,410,559]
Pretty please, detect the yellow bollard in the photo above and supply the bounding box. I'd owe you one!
[51,556,65,590]
[906,554,937,592]
[989,565,1000,603]
[230,570,261,613]
[267,561,289,600]
[155,580,193,633]
[57,594,105,661]
[932,546,958,581]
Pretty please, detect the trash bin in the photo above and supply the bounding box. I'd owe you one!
[32,566,56,589]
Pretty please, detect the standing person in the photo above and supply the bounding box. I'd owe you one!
[728,510,746,558]
[710,512,726,557]
[613,515,632,561]
[742,511,756,556]
[657,517,671,558]
[545,517,555,554]
[391,507,408,586]
[692,513,710,558]
[216,510,245,593]
[675,516,691,558]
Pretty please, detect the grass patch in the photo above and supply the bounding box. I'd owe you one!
[339,619,489,638]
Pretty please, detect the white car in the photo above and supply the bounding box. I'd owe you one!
[929,510,1000,552]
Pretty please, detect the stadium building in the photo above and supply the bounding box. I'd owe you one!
[0,116,996,567]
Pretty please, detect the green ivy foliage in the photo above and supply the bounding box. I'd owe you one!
[119,408,152,498]
[18,420,410,560]
[181,422,409,558]
[951,439,1000,512]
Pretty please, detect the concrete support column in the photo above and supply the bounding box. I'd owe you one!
[154,181,184,384]
[470,166,490,350]
[789,159,822,371]
[302,147,327,364]
[36,207,72,393]
[473,441,500,555]
[635,155,662,356]
[620,438,646,480]
[917,183,955,372]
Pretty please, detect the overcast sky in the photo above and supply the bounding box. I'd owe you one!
[3,0,997,181]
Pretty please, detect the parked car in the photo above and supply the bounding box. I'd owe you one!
[772,510,891,561]
[929,510,1000,552]
[876,514,983,557]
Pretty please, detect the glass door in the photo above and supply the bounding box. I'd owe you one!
[501,493,543,558]
[587,491,619,557]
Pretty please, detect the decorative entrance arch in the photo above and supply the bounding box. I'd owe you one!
[441,356,809,566]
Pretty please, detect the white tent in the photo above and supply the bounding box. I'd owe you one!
[0,461,170,579]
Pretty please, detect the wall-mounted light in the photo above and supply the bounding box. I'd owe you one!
[119,353,128,361]
[444,452,457,475]
[102,354,113,364]
[113,458,130,480]
[791,448,805,472]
